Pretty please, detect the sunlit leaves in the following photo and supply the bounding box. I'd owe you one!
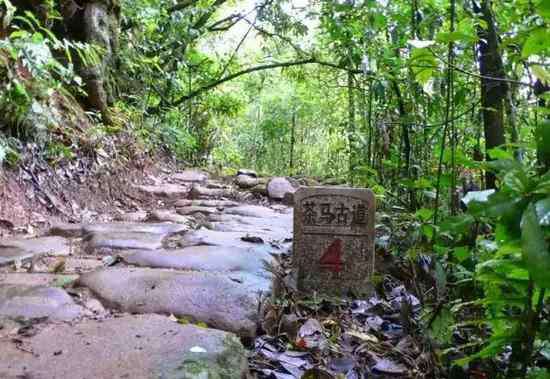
[522,27,550,58]
[521,204,550,288]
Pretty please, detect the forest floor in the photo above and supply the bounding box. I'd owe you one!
[0,161,434,379]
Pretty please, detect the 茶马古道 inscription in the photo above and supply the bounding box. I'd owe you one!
[293,187,375,296]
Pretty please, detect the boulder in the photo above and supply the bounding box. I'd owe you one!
[0,314,248,379]
[267,177,297,200]
[237,169,257,177]
[235,174,259,189]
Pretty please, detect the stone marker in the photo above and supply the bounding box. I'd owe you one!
[293,186,375,296]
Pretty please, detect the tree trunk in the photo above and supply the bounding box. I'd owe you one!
[474,0,507,189]
[348,70,356,184]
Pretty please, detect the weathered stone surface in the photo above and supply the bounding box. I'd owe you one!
[172,169,209,183]
[237,169,257,177]
[82,222,187,253]
[124,245,273,278]
[176,206,217,216]
[83,222,186,236]
[180,228,272,251]
[148,210,195,226]
[175,199,239,208]
[267,177,297,200]
[115,211,148,222]
[78,268,262,337]
[236,174,259,189]
[0,237,71,266]
[0,285,84,321]
[135,184,190,199]
[0,273,78,287]
[0,314,248,379]
[189,185,232,200]
[224,205,279,219]
[293,187,375,296]
[48,223,83,238]
[84,231,165,253]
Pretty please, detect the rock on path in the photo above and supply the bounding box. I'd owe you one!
[0,314,248,379]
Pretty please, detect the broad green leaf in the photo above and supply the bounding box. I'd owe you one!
[521,204,550,288]
[453,246,470,262]
[440,214,474,235]
[522,27,550,58]
[536,0,550,19]
[416,208,434,221]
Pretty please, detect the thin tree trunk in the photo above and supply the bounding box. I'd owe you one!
[474,0,507,189]
[348,70,356,184]
[290,111,296,174]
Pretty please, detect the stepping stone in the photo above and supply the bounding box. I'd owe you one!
[176,206,217,216]
[175,199,239,208]
[82,222,187,254]
[124,245,273,279]
[148,209,195,226]
[135,184,190,199]
[0,237,71,266]
[48,223,83,238]
[114,211,148,222]
[172,169,209,183]
[180,229,271,250]
[189,185,232,199]
[78,268,263,337]
[0,314,248,379]
[224,205,281,218]
[0,285,85,321]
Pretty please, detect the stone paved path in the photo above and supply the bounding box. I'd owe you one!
[0,170,294,378]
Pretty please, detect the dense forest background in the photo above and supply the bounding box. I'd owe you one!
[0,0,549,377]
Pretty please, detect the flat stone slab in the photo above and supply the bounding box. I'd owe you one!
[175,199,239,208]
[135,184,190,199]
[147,210,195,226]
[48,223,83,238]
[189,185,233,199]
[0,237,71,266]
[78,268,263,337]
[180,229,272,250]
[82,223,188,254]
[0,285,85,321]
[0,314,248,379]
[115,211,149,222]
[172,169,210,183]
[124,245,273,278]
[176,206,218,216]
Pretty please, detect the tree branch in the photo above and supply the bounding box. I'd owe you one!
[168,57,366,106]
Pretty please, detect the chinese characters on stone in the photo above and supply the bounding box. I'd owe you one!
[303,201,368,227]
